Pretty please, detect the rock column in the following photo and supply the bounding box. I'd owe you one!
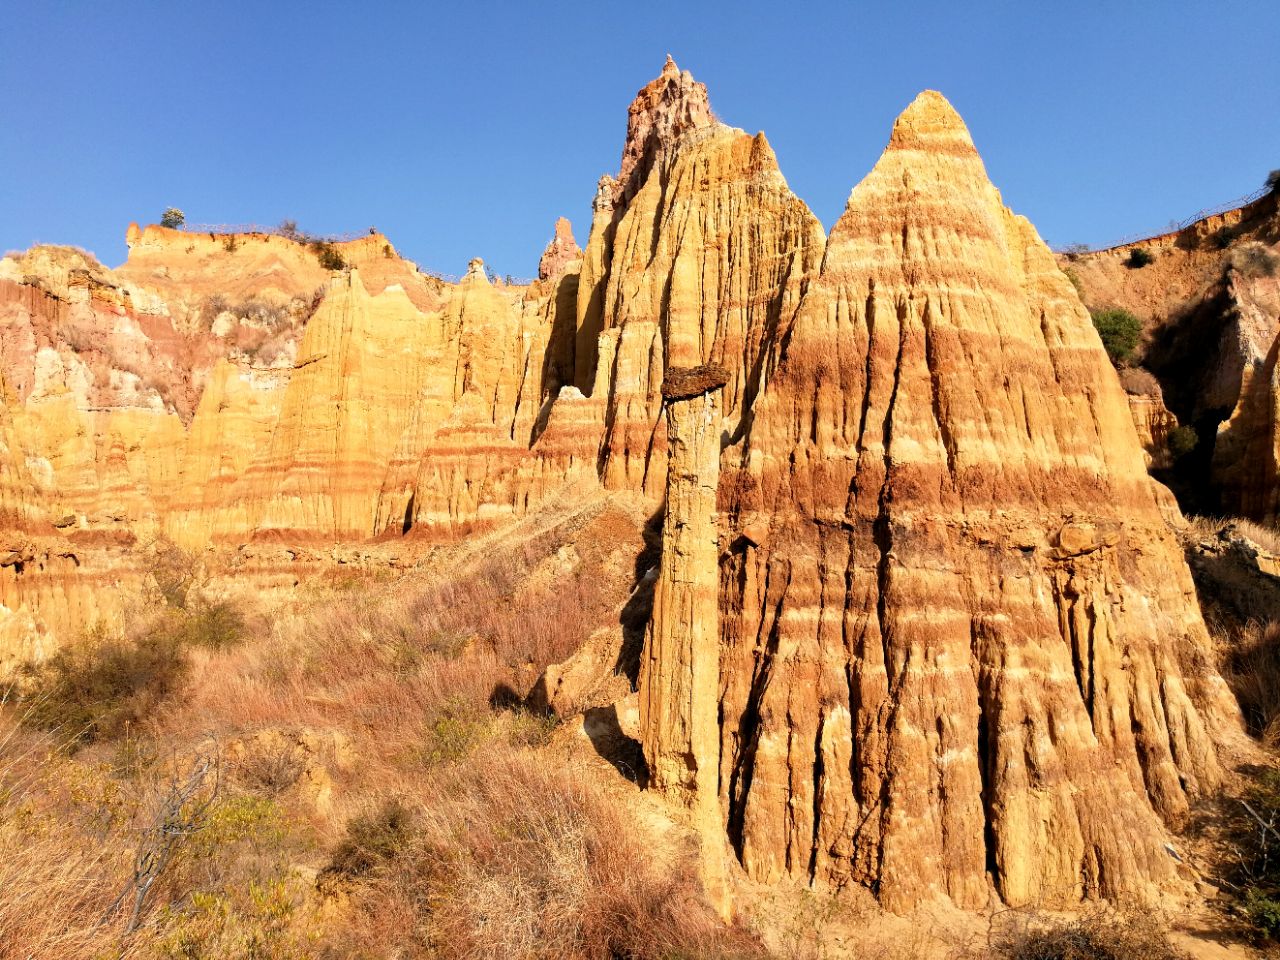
[639,362,730,911]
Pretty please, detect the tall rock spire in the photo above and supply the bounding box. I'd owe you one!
[615,55,718,206]
[713,90,1236,910]
[641,362,731,914]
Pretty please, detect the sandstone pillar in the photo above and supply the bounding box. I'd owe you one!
[639,362,730,912]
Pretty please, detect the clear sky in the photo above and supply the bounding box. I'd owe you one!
[3,1,1277,278]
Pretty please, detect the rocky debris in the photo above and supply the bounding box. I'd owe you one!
[711,91,1235,911]
[537,217,582,281]
[1184,519,1280,625]
[660,363,730,401]
[225,728,353,817]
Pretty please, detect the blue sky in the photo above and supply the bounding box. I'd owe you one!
[2,1,1277,277]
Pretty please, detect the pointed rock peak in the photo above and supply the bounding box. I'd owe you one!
[537,217,582,281]
[615,57,719,204]
[887,89,977,154]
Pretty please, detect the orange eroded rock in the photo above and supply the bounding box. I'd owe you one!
[574,59,825,497]
[705,91,1234,911]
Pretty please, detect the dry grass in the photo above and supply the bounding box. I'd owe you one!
[1118,366,1161,398]
[1216,619,1280,743]
[327,746,767,960]
[0,504,743,958]
[1236,518,1280,555]
[172,544,611,774]
[1188,514,1280,555]
[992,909,1187,960]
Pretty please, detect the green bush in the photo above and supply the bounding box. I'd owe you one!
[1126,247,1155,268]
[1167,424,1198,460]
[160,207,185,229]
[20,628,189,746]
[1246,888,1280,938]
[176,601,246,651]
[310,240,346,271]
[325,800,415,878]
[1090,308,1143,363]
[1063,267,1085,300]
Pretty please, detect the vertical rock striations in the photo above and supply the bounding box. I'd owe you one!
[641,364,729,802]
[224,271,430,541]
[573,58,825,496]
[641,363,731,911]
[712,92,1232,911]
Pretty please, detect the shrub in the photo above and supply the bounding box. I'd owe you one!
[277,219,302,241]
[160,207,185,229]
[20,628,189,746]
[1167,424,1198,460]
[1063,267,1085,300]
[310,240,346,271]
[1060,242,1092,259]
[176,601,246,651]
[1090,308,1143,363]
[1125,247,1155,268]
[1266,169,1280,194]
[222,236,238,253]
[147,537,203,610]
[1223,768,1280,939]
[325,799,415,879]
[994,911,1186,960]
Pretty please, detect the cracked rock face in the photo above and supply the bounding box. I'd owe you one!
[712,91,1235,911]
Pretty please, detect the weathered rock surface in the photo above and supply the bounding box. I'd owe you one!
[221,270,431,541]
[1066,191,1280,519]
[537,217,582,281]
[704,91,1234,911]
[574,59,825,496]
[641,364,727,804]
[0,62,1252,924]
[1122,372,1181,470]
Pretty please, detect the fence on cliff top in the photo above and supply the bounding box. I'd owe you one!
[1061,185,1272,254]
[182,223,369,243]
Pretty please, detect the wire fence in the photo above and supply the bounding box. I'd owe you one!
[182,223,369,243]
[1069,186,1271,253]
